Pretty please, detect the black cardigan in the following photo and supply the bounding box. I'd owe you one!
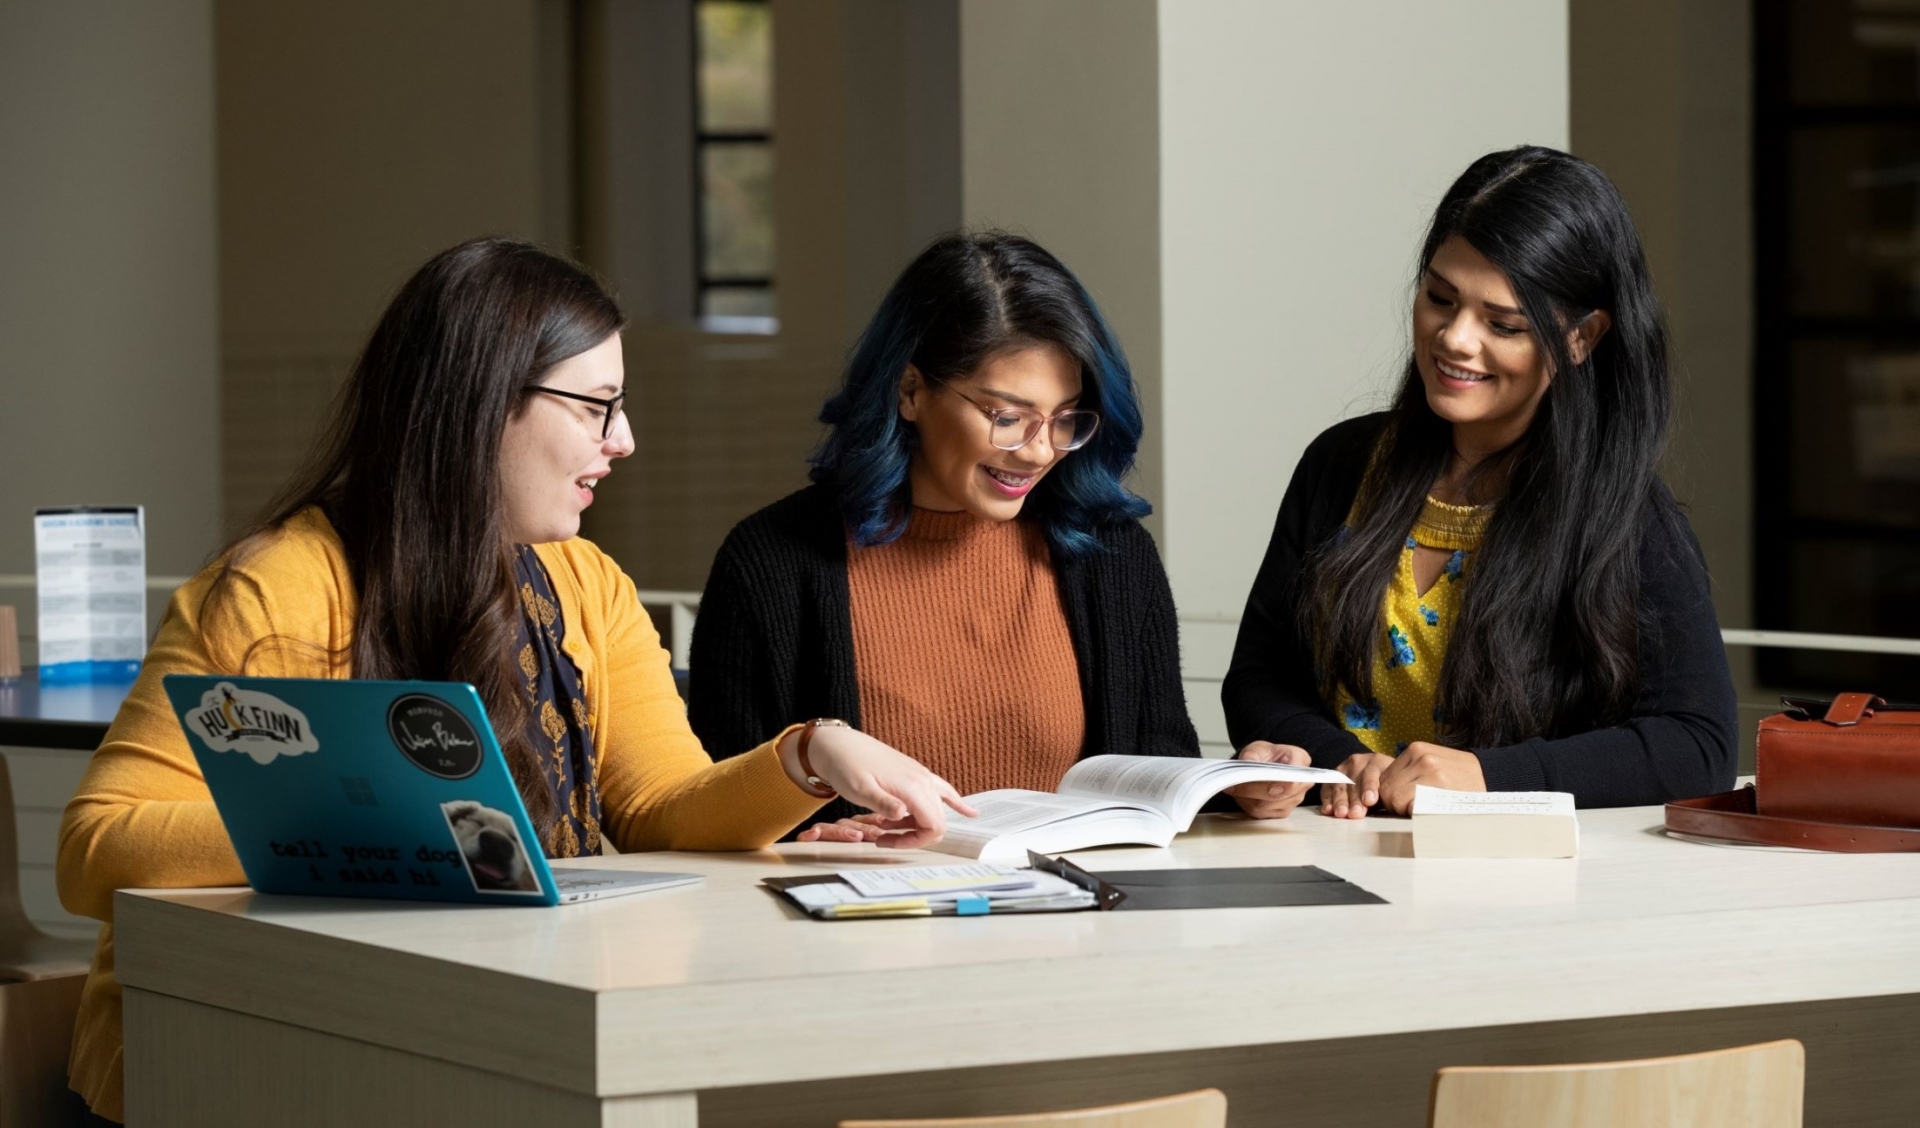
[690,484,1202,826]
[1221,413,1739,807]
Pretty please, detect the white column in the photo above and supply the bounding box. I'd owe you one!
[1157,1,1570,751]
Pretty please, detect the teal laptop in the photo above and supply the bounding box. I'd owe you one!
[162,674,702,906]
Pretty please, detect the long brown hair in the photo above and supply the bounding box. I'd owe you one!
[208,238,626,828]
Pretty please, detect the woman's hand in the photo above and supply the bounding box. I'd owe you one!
[795,813,893,844]
[778,725,978,849]
[1375,741,1485,813]
[1226,742,1315,819]
[1320,752,1397,819]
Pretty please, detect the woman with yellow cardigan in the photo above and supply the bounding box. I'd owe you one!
[55,238,972,1122]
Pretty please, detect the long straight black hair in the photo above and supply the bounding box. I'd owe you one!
[1306,146,1671,746]
[205,238,626,830]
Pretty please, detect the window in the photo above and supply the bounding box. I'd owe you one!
[694,0,775,331]
[1754,0,1920,694]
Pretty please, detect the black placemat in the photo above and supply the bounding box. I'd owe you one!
[1084,864,1386,910]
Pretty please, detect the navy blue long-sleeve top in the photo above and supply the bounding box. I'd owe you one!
[1221,413,1739,807]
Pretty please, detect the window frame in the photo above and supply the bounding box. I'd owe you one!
[690,0,774,326]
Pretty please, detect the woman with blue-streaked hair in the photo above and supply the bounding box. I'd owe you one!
[691,232,1315,839]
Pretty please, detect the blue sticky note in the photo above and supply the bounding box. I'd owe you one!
[954,893,990,916]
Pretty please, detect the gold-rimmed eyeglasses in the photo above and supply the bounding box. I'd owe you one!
[936,381,1101,453]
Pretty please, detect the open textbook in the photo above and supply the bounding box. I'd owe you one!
[928,755,1350,863]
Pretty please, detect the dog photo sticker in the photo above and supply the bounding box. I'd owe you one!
[184,682,321,765]
[387,694,483,779]
[440,800,542,894]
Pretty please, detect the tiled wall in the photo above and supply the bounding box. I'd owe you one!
[220,352,356,538]
[5,748,97,938]
[580,334,840,591]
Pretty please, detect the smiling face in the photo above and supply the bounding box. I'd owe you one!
[898,343,1083,521]
[498,333,633,544]
[1413,236,1559,457]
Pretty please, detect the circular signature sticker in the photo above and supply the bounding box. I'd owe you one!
[387,694,483,779]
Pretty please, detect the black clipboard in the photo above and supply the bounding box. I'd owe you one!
[1031,850,1386,910]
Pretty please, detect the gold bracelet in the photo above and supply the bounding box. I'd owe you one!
[796,718,848,799]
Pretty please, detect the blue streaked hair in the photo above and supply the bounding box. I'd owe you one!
[810,232,1150,558]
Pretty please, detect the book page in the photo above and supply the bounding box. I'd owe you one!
[1056,756,1222,813]
[1057,755,1348,828]
[932,790,1135,859]
[1412,785,1574,816]
[840,863,1035,899]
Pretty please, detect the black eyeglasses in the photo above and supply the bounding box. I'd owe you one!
[526,386,627,440]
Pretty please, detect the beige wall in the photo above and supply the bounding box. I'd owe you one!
[582,0,964,591]
[580,0,697,325]
[957,0,1165,530]
[1571,0,1754,683]
[779,0,963,354]
[209,0,966,593]
[215,0,571,536]
[0,1,222,582]
[0,0,220,933]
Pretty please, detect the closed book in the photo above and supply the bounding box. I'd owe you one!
[1411,786,1578,858]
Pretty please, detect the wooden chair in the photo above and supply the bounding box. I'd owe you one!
[840,1088,1227,1128]
[1430,1039,1805,1128]
[0,756,97,1126]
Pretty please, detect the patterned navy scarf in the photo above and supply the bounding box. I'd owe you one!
[511,546,601,857]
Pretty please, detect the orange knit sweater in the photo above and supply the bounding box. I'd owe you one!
[845,509,1085,796]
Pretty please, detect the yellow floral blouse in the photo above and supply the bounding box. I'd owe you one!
[1333,496,1490,756]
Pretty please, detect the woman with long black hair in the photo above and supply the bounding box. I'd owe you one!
[1222,146,1737,818]
[56,238,968,1121]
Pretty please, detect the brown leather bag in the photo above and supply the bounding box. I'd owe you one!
[1756,693,1920,827]
[1666,788,1920,852]
[1665,693,1920,852]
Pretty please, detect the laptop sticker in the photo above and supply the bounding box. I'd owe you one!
[182,681,321,765]
[388,693,484,779]
[441,800,543,895]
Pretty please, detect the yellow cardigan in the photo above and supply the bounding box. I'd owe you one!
[55,508,823,1121]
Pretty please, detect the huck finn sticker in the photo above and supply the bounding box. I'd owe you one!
[184,682,321,765]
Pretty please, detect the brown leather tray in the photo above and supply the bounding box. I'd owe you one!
[1665,787,1920,853]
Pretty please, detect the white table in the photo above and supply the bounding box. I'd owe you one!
[115,807,1920,1127]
